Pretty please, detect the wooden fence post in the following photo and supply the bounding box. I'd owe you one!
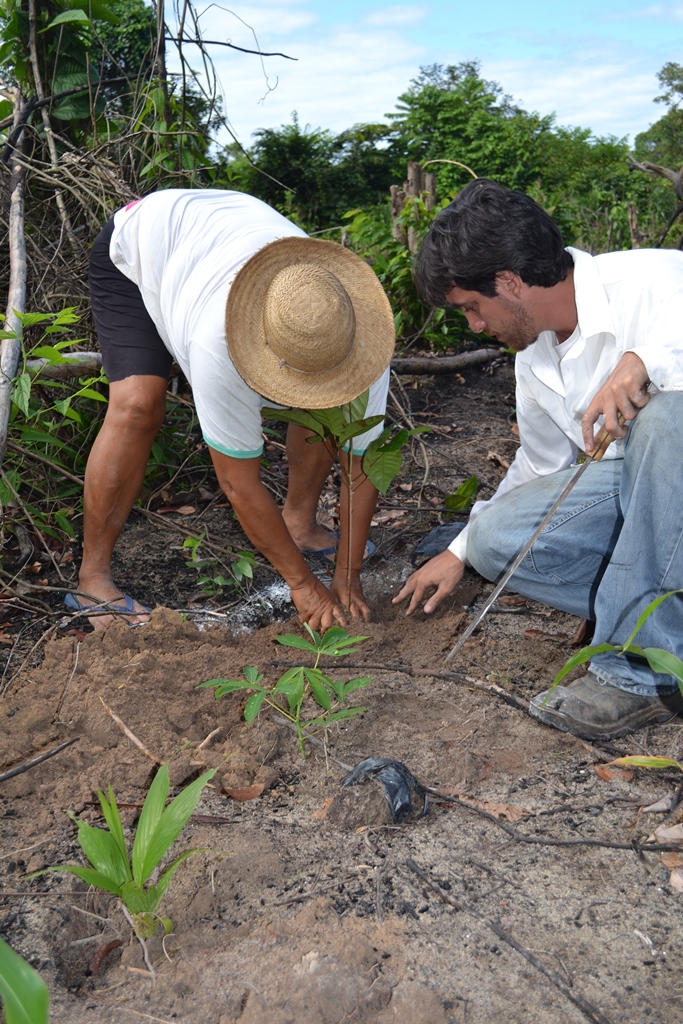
[391,162,437,253]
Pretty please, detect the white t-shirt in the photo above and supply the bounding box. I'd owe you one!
[449,245,683,562]
[110,189,389,457]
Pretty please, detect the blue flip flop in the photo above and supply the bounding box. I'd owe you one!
[301,532,376,561]
[63,592,151,621]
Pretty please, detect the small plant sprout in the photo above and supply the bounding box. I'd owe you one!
[0,938,49,1024]
[199,625,372,756]
[182,530,257,596]
[262,391,428,605]
[33,763,217,974]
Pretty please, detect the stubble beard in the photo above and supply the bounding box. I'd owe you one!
[496,298,540,352]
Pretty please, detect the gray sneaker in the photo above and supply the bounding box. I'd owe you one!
[529,673,682,740]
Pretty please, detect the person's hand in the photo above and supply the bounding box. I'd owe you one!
[392,550,465,615]
[581,351,651,452]
[289,576,349,631]
[331,569,371,622]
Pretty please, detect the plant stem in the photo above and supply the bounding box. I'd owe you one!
[346,449,353,607]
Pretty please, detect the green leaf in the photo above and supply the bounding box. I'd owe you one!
[243,666,264,685]
[97,786,131,881]
[337,415,385,446]
[37,864,123,897]
[0,937,49,1024]
[244,690,267,722]
[642,647,683,688]
[150,849,203,907]
[136,767,217,886]
[274,634,317,653]
[362,445,403,494]
[444,475,478,511]
[261,407,324,435]
[10,373,30,417]
[71,814,131,886]
[317,630,370,656]
[196,677,255,699]
[622,590,683,649]
[272,667,305,712]
[131,763,170,885]
[548,642,621,693]
[77,387,107,403]
[311,406,345,436]
[45,9,90,28]
[119,880,157,915]
[338,676,373,700]
[304,669,332,711]
[341,390,369,423]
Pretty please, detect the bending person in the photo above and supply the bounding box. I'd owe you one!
[71,189,394,631]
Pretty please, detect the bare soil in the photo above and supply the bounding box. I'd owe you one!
[1,361,682,1024]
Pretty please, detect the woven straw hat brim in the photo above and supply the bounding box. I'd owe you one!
[226,236,395,409]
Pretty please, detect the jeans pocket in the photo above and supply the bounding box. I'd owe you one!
[527,545,606,586]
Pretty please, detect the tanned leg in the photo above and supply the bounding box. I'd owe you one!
[77,375,168,628]
[281,423,337,552]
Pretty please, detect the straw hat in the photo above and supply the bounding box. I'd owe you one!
[225,236,395,408]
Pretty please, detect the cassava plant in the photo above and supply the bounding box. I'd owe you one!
[263,389,428,605]
[199,624,372,756]
[33,763,217,943]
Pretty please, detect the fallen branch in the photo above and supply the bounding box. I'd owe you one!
[405,858,613,1024]
[26,352,103,379]
[390,347,502,374]
[0,737,79,783]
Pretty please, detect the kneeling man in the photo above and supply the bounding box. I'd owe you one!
[394,179,683,740]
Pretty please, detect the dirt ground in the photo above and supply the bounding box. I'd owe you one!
[1,360,682,1024]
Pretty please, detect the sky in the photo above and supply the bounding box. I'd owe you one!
[178,1,683,149]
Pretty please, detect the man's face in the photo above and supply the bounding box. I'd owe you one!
[445,282,540,352]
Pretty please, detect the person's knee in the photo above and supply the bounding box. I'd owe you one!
[627,391,683,457]
[107,379,167,436]
[467,511,509,582]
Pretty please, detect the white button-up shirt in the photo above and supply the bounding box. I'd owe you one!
[449,245,683,562]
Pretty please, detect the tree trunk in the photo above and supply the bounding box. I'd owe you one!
[0,94,28,464]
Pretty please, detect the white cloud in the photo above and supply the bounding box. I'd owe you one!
[364,5,425,27]
[609,3,683,20]
[483,45,661,142]
[195,12,425,145]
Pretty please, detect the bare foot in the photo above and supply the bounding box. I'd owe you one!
[281,513,338,556]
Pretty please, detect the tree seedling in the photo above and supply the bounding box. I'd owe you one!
[199,625,372,756]
[33,762,217,975]
[262,390,428,605]
[0,937,49,1024]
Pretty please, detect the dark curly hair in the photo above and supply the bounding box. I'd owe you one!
[414,179,574,305]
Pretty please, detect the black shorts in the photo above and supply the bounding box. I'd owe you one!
[89,219,173,382]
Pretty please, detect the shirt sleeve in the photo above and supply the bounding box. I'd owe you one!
[628,284,683,392]
[448,371,577,563]
[343,366,391,454]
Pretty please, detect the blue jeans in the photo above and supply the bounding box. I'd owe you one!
[467,392,683,696]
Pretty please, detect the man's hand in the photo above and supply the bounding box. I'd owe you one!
[289,576,349,632]
[331,569,371,622]
[392,550,465,615]
[582,351,651,452]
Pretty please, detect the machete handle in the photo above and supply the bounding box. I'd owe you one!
[590,411,626,462]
